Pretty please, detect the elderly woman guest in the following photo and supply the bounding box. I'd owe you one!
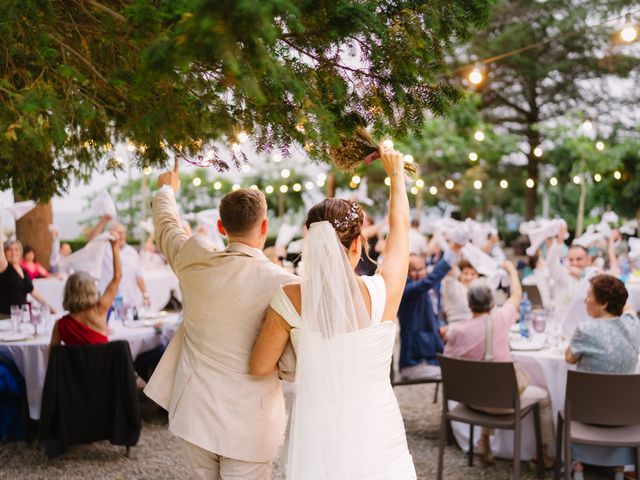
[441,259,479,324]
[21,245,49,280]
[441,260,555,467]
[565,274,640,480]
[0,240,55,316]
[49,238,121,346]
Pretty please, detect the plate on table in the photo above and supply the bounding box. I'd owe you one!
[0,319,13,331]
[124,319,161,328]
[0,331,33,342]
[510,335,546,351]
[140,311,167,320]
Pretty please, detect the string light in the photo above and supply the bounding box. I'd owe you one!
[468,64,484,85]
[317,173,327,182]
[469,152,478,161]
[213,181,222,190]
[533,147,543,157]
[474,131,485,141]
[500,179,508,189]
[237,131,249,144]
[143,167,152,176]
[410,186,418,195]
[293,183,302,192]
[582,120,593,132]
[192,177,202,187]
[403,154,414,164]
[280,185,289,193]
[250,184,259,190]
[594,173,602,182]
[573,175,581,184]
[280,168,291,178]
[595,141,605,151]
[351,175,361,184]
[614,170,622,180]
[445,180,455,190]
[230,143,241,153]
[384,177,391,186]
[316,179,325,187]
[429,186,438,195]
[620,14,638,43]
[526,178,535,189]
[206,149,215,158]
[272,152,282,163]
[382,139,394,150]
[232,184,241,191]
[549,177,558,186]
[473,180,482,190]
[305,181,314,190]
[415,179,425,188]
[265,185,274,194]
[242,164,251,173]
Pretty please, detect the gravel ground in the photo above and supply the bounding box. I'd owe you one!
[0,384,615,479]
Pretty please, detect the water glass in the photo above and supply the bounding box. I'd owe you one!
[40,308,51,335]
[10,305,21,332]
[20,304,30,332]
[532,312,546,333]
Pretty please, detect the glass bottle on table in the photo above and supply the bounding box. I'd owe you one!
[519,292,532,339]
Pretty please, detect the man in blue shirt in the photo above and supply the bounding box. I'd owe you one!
[398,244,461,380]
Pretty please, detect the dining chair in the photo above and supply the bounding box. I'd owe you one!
[40,341,141,457]
[390,355,441,404]
[555,370,640,480]
[436,354,544,480]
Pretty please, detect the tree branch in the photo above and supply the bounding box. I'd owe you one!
[83,0,128,24]
[47,34,110,85]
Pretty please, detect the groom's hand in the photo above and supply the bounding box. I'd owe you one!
[157,158,181,192]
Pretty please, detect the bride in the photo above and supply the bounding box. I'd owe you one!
[250,148,415,479]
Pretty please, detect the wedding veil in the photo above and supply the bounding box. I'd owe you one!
[285,220,372,479]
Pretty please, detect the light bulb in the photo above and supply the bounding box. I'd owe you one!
[382,139,394,150]
[213,181,222,190]
[469,152,478,161]
[445,180,454,190]
[573,175,581,184]
[305,181,314,190]
[500,179,508,189]
[280,185,289,193]
[250,184,259,190]
[429,186,438,195]
[317,173,326,182]
[595,141,605,151]
[192,177,202,187]
[416,179,425,188]
[351,175,361,184]
[533,147,543,157]
[614,170,622,180]
[237,131,249,144]
[473,180,482,190]
[468,66,484,85]
[293,183,302,192]
[594,173,602,182]
[384,177,391,186]
[621,15,638,43]
[241,164,251,173]
[265,185,274,194]
[474,131,485,141]
[526,178,535,189]
[272,152,282,163]
[403,154,414,164]
[549,177,558,186]
[143,167,152,176]
[410,186,418,195]
[232,184,240,191]
[280,169,291,178]
[582,120,593,132]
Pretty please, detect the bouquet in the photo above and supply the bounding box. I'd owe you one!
[329,127,416,174]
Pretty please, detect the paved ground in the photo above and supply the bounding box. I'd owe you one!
[0,383,615,479]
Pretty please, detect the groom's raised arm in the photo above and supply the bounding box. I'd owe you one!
[153,160,189,272]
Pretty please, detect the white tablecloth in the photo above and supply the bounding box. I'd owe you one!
[33,267,180,313]
[0,314,178,420]
[627,283,640,312]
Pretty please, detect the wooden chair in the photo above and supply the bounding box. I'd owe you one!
[555,370,640,480]
[436,354,544,480]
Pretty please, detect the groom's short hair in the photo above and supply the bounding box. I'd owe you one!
[219,188,267,235]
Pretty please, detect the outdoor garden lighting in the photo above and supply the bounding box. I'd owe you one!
[382,139,394,150]
[468,64,484,85]
[265,185,274,194]
[242,164,251,172]
[474,131,485,141]
[237,131,249,144]
[192,177,202,187]
[596,141,605,151]
[272,152,282,163]
[352,175,361,184]
[549,177,558,186]
[526,178,535,189]
[468,152,478,161]
[404,154,414,164]
[445,180,454,190]
[281,169,291,178]
[250,185,259,190]
[410,186,418,195]
[213,181,222,190]
[533,147,543,157]
[415,179,425,188]
[500,179,508,189]
[293,183,302,192]
[429,186,438,195]
[317,173,327,182]
[280,185,288,193]
[473,180,482,190]
[305,181,314,190]
[614,170,622,180]
[143,167,152,176]
[594,173,602,182]
[384,177,391,186]
[620,14,638,43]
[232,184,240,191]
[581,119,593,132]
[573,175,581,184]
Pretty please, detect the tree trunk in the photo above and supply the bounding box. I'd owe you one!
[15,199,53,270]
[575,160,587,238]
[325,171,336,198]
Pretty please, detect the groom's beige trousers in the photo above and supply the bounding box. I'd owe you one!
[181,439,272,480]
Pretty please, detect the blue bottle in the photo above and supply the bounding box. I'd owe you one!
[114,293,125,322]
[519,292,532,339]
[620,257,630,283]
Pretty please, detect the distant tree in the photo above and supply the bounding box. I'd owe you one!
[461,0,640,219]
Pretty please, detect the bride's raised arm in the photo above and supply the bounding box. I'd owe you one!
[377,149,410,320]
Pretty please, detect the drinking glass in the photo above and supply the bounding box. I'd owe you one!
[10,305,21,332]
[532,312,546,333]
[40,308,52,334]
[20,304,30,333]
[30,305,41,336]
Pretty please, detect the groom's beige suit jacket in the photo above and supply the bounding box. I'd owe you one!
[144,189,296,462]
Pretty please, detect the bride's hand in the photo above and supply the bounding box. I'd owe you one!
[379,148,404,179]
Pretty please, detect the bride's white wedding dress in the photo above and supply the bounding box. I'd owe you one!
[271,221,416,480]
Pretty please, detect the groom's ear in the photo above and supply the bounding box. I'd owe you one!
[260,218,269,236]
[217,219,227,237]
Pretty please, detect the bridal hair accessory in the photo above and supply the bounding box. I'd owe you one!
[332,201,361,231]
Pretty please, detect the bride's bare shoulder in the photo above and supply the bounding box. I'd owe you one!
[282,282,302,312]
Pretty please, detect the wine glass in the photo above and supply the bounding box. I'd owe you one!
[20,304,30,333]
[30,305,42,336]
[10,305,21,332]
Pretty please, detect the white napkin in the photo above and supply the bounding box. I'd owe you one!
[59,232,113,279]
[275,223,300,250]
[91,190,117,218]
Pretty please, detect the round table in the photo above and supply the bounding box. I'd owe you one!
[0,313,179,420]
[33,267,181,313]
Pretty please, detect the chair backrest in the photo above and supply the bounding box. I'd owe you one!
[565,370,640,426]
[438,354,519,410]
[522,284,544,309]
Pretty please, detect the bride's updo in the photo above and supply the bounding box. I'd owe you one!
[306,198,364,250]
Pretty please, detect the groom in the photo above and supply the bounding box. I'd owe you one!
[144,161,296,479]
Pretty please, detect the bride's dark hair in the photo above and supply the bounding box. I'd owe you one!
[305,198,366,252]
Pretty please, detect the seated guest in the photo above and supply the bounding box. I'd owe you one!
[49,238,121,347]
[0,240,55,316]
[441,261,554,467]
[397,242,461,380]
[441,259,478,324]
[49,227,72,275]
[21,245,49,280]
[565,274,640,480]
